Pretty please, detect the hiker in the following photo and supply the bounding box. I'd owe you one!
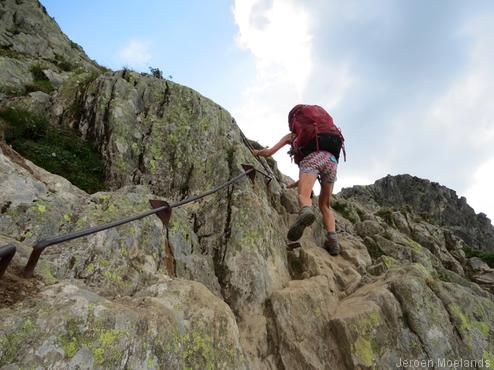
[252,104,345,255]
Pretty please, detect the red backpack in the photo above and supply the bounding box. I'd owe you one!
[288,104,346,164]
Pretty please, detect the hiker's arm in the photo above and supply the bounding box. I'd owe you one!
[252,133,292,157]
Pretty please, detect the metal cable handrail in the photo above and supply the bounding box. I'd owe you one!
[239,128,277,183]
[0,164,268,279]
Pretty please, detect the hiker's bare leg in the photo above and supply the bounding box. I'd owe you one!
[320,181,339,254]
[297,172,317,208]
[319,182,335,232]
[287,172,317,241]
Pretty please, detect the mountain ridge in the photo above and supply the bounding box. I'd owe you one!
[1,1,494,369]
[340,174,494,252]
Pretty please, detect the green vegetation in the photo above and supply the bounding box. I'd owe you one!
[332,198,362,223]
[53,53,75,72]
[1,107,106,193]
[463,246,494,268]
[58,316,128,366]
[0,319,37,366]
[376,207,395,226]
[26,64,54,94]
[149,66,163,79]
[363,237,385,259]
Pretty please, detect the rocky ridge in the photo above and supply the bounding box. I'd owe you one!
[1,1,494,369]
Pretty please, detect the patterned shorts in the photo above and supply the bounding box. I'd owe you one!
[299,151,338,184]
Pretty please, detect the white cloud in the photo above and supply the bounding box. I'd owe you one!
[231,1,494,216]
[426,14,494,149]
[233,0,312,94]
[465,157,494,220]
[231,0,354,184]
[425,14,494,218]
[118,39,152,67]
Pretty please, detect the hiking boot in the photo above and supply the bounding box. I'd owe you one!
[324,231,340,256]
[287,206,316,241]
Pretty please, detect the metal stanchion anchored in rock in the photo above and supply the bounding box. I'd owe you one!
[0,164,269,280]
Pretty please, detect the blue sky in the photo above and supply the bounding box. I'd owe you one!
[43,0,251,107]
[42,0,494,220]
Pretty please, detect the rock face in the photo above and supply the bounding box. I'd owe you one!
[1,1,494,369]
[340,174,494,252]
[0,0,100,96]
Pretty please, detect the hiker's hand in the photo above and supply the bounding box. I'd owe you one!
[252,148,269,157]
[287,181,298,189]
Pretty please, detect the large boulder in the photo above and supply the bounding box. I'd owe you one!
[1,1,494,368]
[0,281,247,369]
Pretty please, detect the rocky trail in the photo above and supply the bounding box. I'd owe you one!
[1,1,494,369]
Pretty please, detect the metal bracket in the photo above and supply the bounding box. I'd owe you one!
[241,164,257,184]
[14,164,268,278]
[149,200,172,226]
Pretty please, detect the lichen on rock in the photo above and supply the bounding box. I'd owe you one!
[1,1,494,369]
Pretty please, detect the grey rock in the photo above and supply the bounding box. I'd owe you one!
[341,174,494,252]
[1,1,494,368]
[0,56,33,94]
[469,257,490,272]
[0,0,97,71]
[42,69,67,88]
[354,220,384,238]
[0,281,248,369]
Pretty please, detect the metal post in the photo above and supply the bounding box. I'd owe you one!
[21,164,267,277]
[0,244,16,279]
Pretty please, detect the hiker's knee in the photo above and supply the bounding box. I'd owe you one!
[318,191,331,208]
[318,200,331,214]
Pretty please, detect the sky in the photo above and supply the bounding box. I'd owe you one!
[42,0,494,221]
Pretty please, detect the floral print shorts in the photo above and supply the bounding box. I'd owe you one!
[299,151,338,184]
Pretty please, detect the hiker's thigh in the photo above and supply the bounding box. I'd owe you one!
[298,171,318,197]
[319,156,337,184]
[319,182,334,208]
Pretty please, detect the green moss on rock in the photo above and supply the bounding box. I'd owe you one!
[333,198,361,224]
[349,310,382,369]
[353,337,374,367]
[0,319,37,366]
[165,328,237,370]
[58,316,128,366]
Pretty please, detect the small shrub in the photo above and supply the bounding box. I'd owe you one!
[54,54,75,72]
[149,67,163,79]
[69,41,81,50]
[25,80,54,94]
[27,65,54,93]
[30,65,47,81]
[376,207,395,226]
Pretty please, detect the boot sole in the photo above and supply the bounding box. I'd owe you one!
[287,212,316,241]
